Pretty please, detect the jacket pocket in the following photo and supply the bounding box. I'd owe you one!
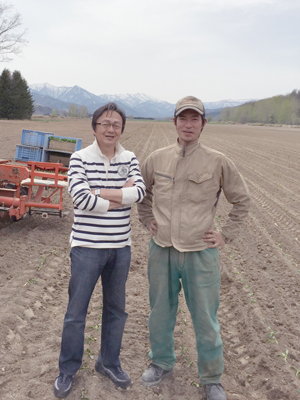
[188,172,212,184]
[154,171,174,198]
[187,172,216,202]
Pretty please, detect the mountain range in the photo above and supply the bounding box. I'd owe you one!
[29,83,254,119]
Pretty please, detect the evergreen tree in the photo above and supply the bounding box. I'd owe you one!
[11,70,34,119]
[0,68,13,118]
[0,68,34,119]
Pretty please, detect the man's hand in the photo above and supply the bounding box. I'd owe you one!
[147,219,158,235]
[91,179,134,209]
[91,178,134,197]
[108,200,123,210]
[203,230,225,248]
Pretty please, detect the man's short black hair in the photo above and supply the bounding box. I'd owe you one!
[92,102,126,133]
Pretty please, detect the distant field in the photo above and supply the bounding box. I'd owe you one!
[0,119,300,399]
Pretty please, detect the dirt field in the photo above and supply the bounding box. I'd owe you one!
[0,118,300,400]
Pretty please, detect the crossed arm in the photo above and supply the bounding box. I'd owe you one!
[91,179,134,210]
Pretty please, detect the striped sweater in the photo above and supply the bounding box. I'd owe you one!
[68,139,146,248]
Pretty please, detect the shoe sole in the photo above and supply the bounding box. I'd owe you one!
[141,369,173,387]
[95,363,131,389]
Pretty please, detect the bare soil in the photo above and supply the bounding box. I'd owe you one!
[0,118,300,400]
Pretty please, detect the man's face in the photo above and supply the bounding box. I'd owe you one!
[173,109,206,146]
[94,110,123,149]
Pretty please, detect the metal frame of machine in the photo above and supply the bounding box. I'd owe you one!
[0,160,68,220]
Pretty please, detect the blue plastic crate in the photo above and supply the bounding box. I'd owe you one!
[15,145,43,162]
[21,130,53,147]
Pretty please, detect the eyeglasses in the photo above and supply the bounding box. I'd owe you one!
[96,122,122,131]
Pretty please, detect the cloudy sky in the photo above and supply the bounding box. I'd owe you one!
[2,0,300,103]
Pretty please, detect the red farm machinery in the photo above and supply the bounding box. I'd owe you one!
[0,129,82,221]
[0,160,68,220]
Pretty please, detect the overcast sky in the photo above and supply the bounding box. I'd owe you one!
[2,0,300,103]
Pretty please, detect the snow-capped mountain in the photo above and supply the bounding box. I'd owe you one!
[29,83,72,100]
[29,83,253,118]
[29,83,175,117]
[204,99,254,110]
[98,93,161,108]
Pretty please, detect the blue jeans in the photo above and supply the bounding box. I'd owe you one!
[147,239,224,384]
[59,246,131,375]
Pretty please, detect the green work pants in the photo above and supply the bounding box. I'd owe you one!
[147,239,224,384]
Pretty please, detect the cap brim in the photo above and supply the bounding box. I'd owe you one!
[175,105,204,116]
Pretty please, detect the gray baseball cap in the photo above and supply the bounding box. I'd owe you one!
[175,96,205,116]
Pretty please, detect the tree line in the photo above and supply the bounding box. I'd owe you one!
[220,90,300,125]
[0,68,34,119]
[68,103,88,118]
[49,104,88,118]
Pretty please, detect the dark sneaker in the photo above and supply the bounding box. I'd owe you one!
[204,383,226,400]
[141,363,173,387]
[95,361,131,388]
[53,373,74,398]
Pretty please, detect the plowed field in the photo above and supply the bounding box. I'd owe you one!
[0,118,299,400]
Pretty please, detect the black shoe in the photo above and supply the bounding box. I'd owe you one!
[204,383,226,400]
[53,373,74,398]
[141,363,173,387]
[95,361,131,388]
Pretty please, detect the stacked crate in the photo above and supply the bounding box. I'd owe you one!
[15,130,52,162]
[42,135,82,167]
[15,130,82,166]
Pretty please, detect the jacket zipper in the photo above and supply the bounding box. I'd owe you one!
[183,146,186,157]
[155,172,175,182]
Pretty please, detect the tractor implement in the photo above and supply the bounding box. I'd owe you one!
[0,160,68,220]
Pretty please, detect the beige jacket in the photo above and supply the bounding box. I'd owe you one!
[138,140,251,252]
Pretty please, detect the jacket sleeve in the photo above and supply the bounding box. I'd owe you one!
[137,155,155,227]
[121,153,146,205]
[220,157,252,243]
[68,154,109,213]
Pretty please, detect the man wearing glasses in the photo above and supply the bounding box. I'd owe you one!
[54,103,146,398]
[138,96,251,400]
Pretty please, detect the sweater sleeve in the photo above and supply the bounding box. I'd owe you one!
[121,153,146,205]
[68,154,109,214]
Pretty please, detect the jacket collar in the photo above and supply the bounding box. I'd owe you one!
[175,139,200,157]
[92,139,125,159]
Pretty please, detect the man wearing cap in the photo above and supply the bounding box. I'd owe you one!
[137,96,251,400]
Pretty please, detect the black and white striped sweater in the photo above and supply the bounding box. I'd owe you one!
[68,140,146,248]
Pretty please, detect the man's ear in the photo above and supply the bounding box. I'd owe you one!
[173,117,176,126]
[201,118,207,131]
